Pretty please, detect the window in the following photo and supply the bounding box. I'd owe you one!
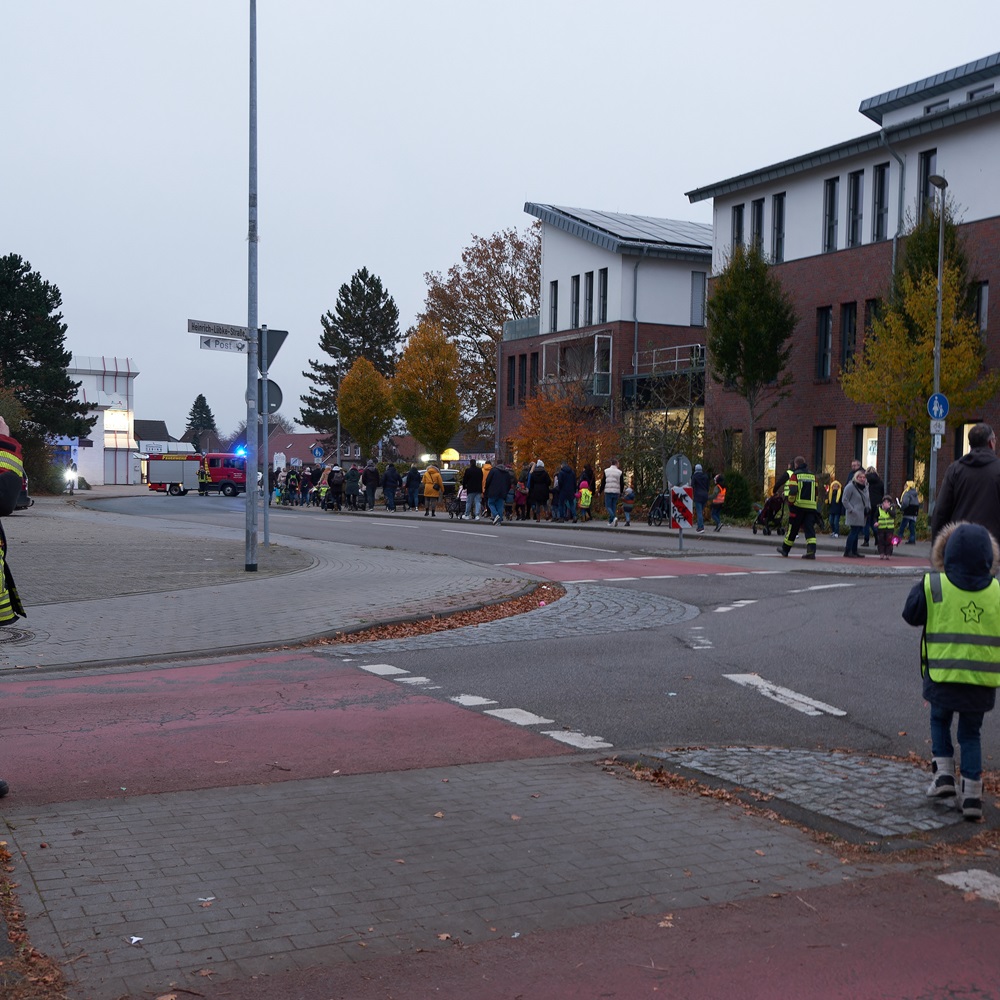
[872,162,889,242]
[918,148,937,221]
[814,427,837,481]
[593,335,612,395]
[864,297,881,333]
[549,280,558,332]
[823,178,839,253]
[724,430,743,472]
[584,271,594,326]
[506,356,515,406]
[690,271,707,327]
[771,192,785,262]
[816,307,833,378]
[762,430,777,495]
[598,268,608,324]
[976,281,989,336]
[905,427,926,486]
[924,99,949,115]
[750,198,764,250]
[731,204,745,248]
[855,425,878,468]
[570,275,580,329]
[969,84,995,101]
[841,302,857,368]
[847,170,864,248]
[517,354,527,406]
[529,352,539,396]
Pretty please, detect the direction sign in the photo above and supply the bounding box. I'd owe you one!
[257,379,282,414]
[666,454,692,488]
[188,318,250,340]
[200,336,247,354]
[928,392,949,420]
[259,328,288,372]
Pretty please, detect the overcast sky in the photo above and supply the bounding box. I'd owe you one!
[4,1,999,439]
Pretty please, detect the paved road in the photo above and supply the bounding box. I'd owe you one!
[1,489,997,1000]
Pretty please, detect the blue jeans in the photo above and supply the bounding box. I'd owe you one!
[488,497,504,521]
[365,485,377,510]
[605,492,619,523]
[828,513,841,535]
[695,501,705,531]
[407,486,419,510]
[465,492,482,518]
[901,516,916,543]
[930,704,984,780]
[711,504,721,529]
[844,524,862,555]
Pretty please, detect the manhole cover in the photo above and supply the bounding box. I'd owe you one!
[0,626,33,645]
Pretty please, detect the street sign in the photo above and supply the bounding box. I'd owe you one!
[670,486,695,529]
[199,335,247,354]
[188,318,250,340]
[311,446,324,459]
[928,393,949,419]
[257,379,282,414]
[930,419,946,436]
[666,454,692,488]
[259,328,288,372]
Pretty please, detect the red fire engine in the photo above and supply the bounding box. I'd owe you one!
[146,453,247,497]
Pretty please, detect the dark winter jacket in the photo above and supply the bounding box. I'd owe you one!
[361,463,381,489]
[345,467,361,496]
[382,464,401,492]
[405,466,421,490]
[528,464,551,504]
[930,447,1000,543]
[902,521,999,713]
[865,470,884,510]
[485,466,511,501]
[462,464,484,494]
[691,470,710,505]
[556,463,577,502]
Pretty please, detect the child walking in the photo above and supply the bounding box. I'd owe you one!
[577,481,593,522]
[709,474,726,532]
[902,521,1000,819]
[621,481,635,527]
[876,495,896,559]
[827,479,844,538]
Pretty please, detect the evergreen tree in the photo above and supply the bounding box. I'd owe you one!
[185,394,218,452]
[300,267,400,433]
[0,254,94,440]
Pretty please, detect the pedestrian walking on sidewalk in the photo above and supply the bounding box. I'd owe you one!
[899,482,920,544]
[862,466,884,547]
[692,463,709,533]
[930,423,1000,544]
[0,415,26,798]
[777,456,818,558]
[827,479,844,538]
[421,465,444,517]
[876,496,897,559]
[709,474,726,532]
[842,470,870,558]
[902,521,1000,820]
[485,462,511,525]
[602,459,623,526]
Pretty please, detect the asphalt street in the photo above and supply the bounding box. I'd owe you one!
[0,488,998,1000]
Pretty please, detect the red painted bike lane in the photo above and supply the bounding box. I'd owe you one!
[0,653,573,807]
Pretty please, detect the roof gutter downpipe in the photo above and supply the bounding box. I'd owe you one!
[880,129,906,278]
[633,259,640,375]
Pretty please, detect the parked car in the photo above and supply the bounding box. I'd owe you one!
[15,473,32,510]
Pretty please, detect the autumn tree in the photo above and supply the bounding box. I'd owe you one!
[338,357,393,460]
[706,242,796,484]
[393,321,461,458]
[510,383,617,477]
[300,267,400,433]
[419,223,540,419]
[841,262,1000,470]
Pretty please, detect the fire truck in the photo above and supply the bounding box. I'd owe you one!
[146,453,247,497]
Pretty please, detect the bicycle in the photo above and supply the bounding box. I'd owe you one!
[647,491,670,527]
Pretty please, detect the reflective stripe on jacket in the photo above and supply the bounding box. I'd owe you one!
[922,573,1000,687]
[789,471,817,510]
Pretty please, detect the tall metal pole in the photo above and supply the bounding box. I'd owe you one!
[244,0,259,570]
[928,175,948,518]
[261,324,270,545]
[336,369,342,466]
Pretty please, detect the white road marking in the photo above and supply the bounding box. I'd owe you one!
[644,574,678,579]
[450,694,498,707]
[718,571,749,576]
[442,528,498,537]
[395,676,435,686]
[361,664,409,676]
[605,577,637,581]
[484,708,555,726]
[528,540,619,553]
[937,869,1000,903]
[541,730,614,749]
[787,583,856,593]
[724,673,847,717]
[714,599,758,613]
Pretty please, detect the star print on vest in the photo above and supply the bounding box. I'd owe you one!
[961,601,985,624]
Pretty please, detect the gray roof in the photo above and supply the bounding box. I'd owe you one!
[525,203,711,261]
[133,419,174,443]
[860,51,1000,124]
[687,92,1000,203]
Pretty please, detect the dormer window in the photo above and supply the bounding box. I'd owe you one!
[924,99,949,115]
[969,84,995,101]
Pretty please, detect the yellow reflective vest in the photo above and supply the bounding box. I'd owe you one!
[922,573,1000,687]
[0,441,25,625]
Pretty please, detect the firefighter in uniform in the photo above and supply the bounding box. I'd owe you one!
[197,456,211,496]
[778,455,818,559]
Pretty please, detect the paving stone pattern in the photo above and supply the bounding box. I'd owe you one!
[7,757,879,1000]
[655,747,965,837]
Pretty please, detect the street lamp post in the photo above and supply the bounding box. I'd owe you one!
[927,173,948,517]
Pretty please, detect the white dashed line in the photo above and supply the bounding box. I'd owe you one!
[541,730,614,749]
[787,583,855,593]
[528,540,619,553]
[714,599,758,613]
[484,708,555,726]
[450,694,498,707]
[394,676,434,686]
[724,673,847,717]
[360,664,409,676]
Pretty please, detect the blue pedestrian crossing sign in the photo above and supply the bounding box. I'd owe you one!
[928,393,949,420]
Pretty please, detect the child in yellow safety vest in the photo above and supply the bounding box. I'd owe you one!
[875,496,897,560]
[577,482,593,521]
[903,521,1000,820]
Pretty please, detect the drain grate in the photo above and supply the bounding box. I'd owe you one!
[0,626,33,645]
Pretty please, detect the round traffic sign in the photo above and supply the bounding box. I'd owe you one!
[928,393,949,419]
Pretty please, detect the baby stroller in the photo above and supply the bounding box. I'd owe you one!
[752,494,784,535]
[446,488,465,520]
[394,486,410,512]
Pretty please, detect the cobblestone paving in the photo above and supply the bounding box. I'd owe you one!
[651,747,964,837]
[332,582,699,653]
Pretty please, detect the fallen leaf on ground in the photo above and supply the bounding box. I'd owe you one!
[437,933,451,940]
[510,815,521,821]
[434,811,444,819]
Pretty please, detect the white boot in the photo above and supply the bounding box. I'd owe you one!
[926,757,957,800]
[960,776,984,820]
